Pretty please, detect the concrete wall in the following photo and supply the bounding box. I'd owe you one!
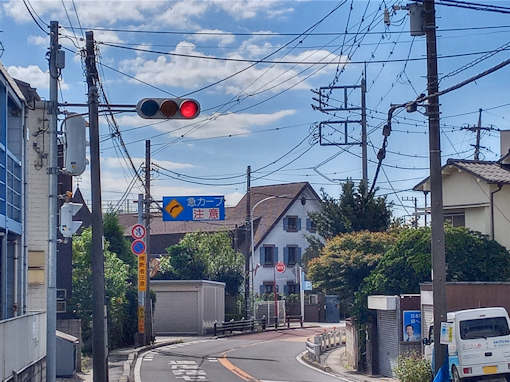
[344,318,359,370]
[0,312,46,381]
[25,102,48,312]
[253,187,321,293]
[152,280,225,335]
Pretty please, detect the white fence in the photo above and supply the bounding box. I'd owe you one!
[0,311,46,380]
[305,327,343,363]
[254,300,286,326]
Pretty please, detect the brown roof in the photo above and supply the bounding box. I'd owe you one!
[117,181,320,249]
[414,159,510,191]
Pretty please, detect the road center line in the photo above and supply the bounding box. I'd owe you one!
[218,352,259,382]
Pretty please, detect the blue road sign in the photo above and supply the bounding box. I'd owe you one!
[131,239,146,255]
[162,196,225,222]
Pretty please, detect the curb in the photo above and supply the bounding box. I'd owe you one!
[215,324,320,339]
[296,350,355,382]
[119,339,183,382]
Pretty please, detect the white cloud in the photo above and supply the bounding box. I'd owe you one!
[211,0,293,19]
[120,41,347,95]
[191,30,235,47]
[7,65,69,90]
[115,109,295,139]
[154,0,209,28]
[28,35,47,46]
[225,191,243,207]
[103,156,194,170]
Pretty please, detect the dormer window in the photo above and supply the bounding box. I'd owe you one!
[283,216,301,232]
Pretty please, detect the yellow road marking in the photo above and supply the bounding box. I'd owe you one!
[218,352,259,381]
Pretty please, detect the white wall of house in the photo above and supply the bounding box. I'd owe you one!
[465,206,490,235]
[442,168,491,207]
[253,187,321,295]
[26,102,48,311]
[493,185,510,250]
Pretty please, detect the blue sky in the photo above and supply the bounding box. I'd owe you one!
[1,0,510,221]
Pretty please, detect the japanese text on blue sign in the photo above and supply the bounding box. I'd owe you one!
[162,196,225,222]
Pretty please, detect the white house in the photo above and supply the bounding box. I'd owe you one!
[414,130,510,250]
[247,182,322,296]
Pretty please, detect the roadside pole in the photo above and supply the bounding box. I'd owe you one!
[299,266,305,321]
[424,0,448,372]
[85,31,108,382]
[46,20,59,382]
[245,166,251,318]
[137,194,145,345]
[144,140,152,344]
[273,265,277,327]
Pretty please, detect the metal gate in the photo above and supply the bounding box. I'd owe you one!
[325,295,340,323]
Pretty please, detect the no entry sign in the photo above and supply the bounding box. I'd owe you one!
[275,262,286,273]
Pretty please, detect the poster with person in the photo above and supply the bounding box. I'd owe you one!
[403,310,421,342]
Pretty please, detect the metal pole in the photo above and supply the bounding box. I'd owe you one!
[474,108,482,160]
[250,212,255,319]
[245,166,251,318]
[414,197,418,229]
[46,20,58,382]
[424,191,429,227]
[361,62,368,192]
[273,265,277,326]
[86,31,107,382]
[144,140,152,345]
[299,266,305,320]
[424,0,447,373]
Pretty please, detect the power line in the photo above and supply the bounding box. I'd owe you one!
[22,0,48,34]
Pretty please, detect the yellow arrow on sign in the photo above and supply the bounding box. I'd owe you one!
[165,199,184,219]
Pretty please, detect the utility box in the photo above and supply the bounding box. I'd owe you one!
[56,330,79,377]
[152,280,225,335]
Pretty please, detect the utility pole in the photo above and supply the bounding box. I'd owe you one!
[144,140,152,344]
[47,20,59,382]
[86,31,108,382]
[424,0,447,373]
[474,108,482,161]
[137,194,144,346]
[245,165,251,318]
[361,63,368,192]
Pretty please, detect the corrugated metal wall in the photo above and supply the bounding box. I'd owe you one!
[154,291,199,334]
[377,310,399,377]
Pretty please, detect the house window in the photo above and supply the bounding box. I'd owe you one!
[287,282,298,295]
[444,212,465,227]
[284,216,301,232]
[263,282,276,294]
[306,218,317,233]
[264,246,275,266]
[288,246,297,265]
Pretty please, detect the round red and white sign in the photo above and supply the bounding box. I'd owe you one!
[275,262,286,273]
[131,224,146,240]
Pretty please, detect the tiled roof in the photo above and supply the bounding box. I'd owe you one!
[451,160,510,184]
[413,159,510,191]
[117,181,319,249]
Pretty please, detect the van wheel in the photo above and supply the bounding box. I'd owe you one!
[451,366,463,382]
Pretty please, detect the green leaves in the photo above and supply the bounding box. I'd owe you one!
[394,352,433,382]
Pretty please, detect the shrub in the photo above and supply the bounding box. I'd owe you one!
[394,352,433,382]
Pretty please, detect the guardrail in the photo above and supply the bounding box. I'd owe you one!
[305,327,343,363]
[214,318,267,336]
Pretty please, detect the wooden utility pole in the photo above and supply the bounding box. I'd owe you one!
[85,31,108,382]
[424,0,447,373]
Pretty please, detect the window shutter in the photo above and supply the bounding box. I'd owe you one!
[297,217,301,231]
[306,218,311,231]
[260,246,265,264]
[274,247,279,263]
[283,247,289,265]
[297,247,302,265]
[284,285,289,295]
[259,285,264,295]
[283,217,288,231]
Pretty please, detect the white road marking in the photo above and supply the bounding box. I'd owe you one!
[295,351,355,382]
[206,358,218,362]
[169,360,209,381]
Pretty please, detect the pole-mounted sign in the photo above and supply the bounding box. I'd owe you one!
[131,224,146,240]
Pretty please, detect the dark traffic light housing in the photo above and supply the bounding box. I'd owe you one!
[136,98,200,119]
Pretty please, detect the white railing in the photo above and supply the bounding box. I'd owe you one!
[0,311,46,380]
[305,327,343,363]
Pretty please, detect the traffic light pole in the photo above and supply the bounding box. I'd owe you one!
[144,140,152,344]
[85,31,108,382]
[47,20,59,382]
[424,0,447,373]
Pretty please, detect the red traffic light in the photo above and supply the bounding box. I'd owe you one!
[136,98,200,119]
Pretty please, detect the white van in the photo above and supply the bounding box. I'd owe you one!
[424,307,510,381]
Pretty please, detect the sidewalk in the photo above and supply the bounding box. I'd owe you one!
[323,346,398,382]
[58,336,205,382]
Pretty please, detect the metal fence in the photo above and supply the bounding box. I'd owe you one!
[305,327,343,363]
[254,300,286,326]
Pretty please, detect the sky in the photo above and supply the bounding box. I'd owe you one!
[1,0,510,222]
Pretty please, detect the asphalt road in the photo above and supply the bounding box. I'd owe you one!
[136,328,344,382]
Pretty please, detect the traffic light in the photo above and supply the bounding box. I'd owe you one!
[136,98,200,119]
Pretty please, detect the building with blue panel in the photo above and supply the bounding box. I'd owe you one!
[0,62,46,381]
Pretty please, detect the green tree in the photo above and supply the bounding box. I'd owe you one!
[307,231,397,315]
[70,228,130,350]
[157,232,244,296]
[103,212,135,268]
[354,226,510,322]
